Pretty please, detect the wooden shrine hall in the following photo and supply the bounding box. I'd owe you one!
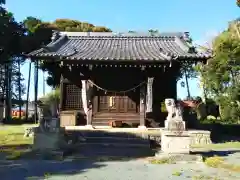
[28,31,209,128]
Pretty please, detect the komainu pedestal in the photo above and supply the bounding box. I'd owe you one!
[161,130,191,154]
[33,117,66,151]
[160,98,190,154]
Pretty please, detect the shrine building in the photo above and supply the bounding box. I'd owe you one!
[28,31,209,128]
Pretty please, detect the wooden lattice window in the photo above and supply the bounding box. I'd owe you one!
[63,83,83,110]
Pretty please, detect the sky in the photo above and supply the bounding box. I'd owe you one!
[4,0,240,100]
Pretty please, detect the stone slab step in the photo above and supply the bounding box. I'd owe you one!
[82,138,150,144]
[66,136,150,148]
[66,131,149,139]
[65,131,151,148]
[70,145,154,157]
[78,142,150,148]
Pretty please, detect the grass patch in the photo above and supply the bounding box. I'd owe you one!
[0,125,34,146]
[204,156,240,172]
[191,142,240,149]
[4,149,30,160]
[204,156,224,168]
[96,156,131,162]
[44,172,51,179]
[149,157,176,164]
[0,125,34,159]
[172,170,182,176]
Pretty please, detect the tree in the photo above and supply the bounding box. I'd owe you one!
[0,0,5,5]
[0,5,27,121]
[148,29,159,36]
[237,0,240,7]
[0,7,26,63]
[39,88,60,117]
[177,36,198,100]
[196,20,240,123]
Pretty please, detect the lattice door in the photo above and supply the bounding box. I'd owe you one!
[63,83,83,110]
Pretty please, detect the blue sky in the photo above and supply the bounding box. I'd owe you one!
[5,0,239,100]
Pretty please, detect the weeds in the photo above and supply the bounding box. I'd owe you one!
[172,170,182,176]
[204,156,240,172]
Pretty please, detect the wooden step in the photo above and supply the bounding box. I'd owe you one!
[92,120,140,127]
[94,113,139,118]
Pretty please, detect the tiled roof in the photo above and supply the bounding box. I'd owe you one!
[28,31,211,61]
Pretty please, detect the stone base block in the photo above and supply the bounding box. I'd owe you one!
[138,125,147,129]
[189,130,212,145]
[33,127,66,151]
[85,125,94,129]
[161,130,190,154]
[164,120,186,131]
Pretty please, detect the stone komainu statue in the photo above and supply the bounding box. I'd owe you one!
[165,98,183,122]
[164,98,185,132]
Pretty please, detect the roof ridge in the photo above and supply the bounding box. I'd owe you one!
[59,31,187,38]
[67,36,176,39]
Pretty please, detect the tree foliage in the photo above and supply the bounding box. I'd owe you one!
[196,20,240,123]
[23,17,112,87]
[237,0,240,7]
[0,5,26,99]
[0,6,26,63]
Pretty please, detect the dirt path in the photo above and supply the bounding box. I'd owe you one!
[0,151,239,180]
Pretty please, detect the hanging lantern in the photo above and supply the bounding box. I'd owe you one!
[237,0,240,7]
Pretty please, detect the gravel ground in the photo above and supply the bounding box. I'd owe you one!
[0,152,239,180]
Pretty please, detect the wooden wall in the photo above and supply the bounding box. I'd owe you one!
[60,62,179,126]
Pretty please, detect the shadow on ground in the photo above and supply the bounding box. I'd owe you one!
[197,123,240,143]
[0,130,157,180]
[191,149,240,159]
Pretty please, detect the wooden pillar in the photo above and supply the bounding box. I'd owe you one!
[139,83,146,128]
[59,74,64,111]
[82,80,93,128]
[25,61,32,121]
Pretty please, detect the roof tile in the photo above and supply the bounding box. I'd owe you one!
[28,32,210,61]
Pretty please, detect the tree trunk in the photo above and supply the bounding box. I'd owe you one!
[18,58,22,120]
[34,60,39,124]
[43,71,45,96]
[184,69,191,99]
[5,62,12,122]
[25,61,31,121]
